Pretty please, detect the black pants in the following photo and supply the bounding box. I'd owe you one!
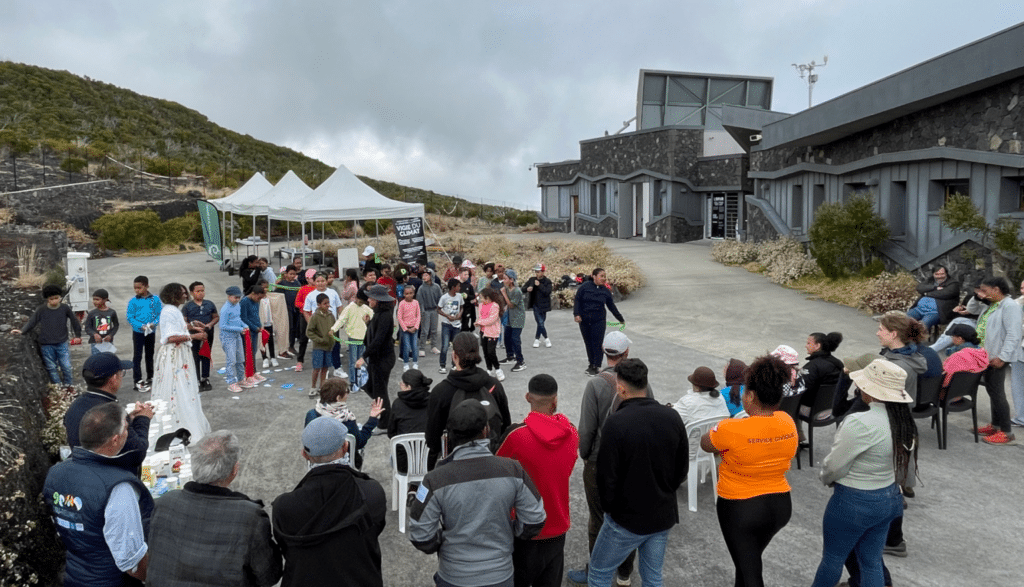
[716,492,792,587]
[482,337,500,371]
[579,319,606,369]
[296,314,309,363]
[132,331,155,383]
[461,302,477,332]
[583,460,634,577]
[984,363,1013,432]
[367,351,395,429]
[287,305,301,348]
[513,534,565,587]
[189,328,214,380]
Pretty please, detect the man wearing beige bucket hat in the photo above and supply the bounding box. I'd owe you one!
[811,359,917,587]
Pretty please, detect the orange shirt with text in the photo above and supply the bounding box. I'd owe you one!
[708,411,798,500]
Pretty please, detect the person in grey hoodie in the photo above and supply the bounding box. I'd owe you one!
[409,399,546,587]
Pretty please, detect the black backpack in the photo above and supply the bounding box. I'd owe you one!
[448,383,503,453]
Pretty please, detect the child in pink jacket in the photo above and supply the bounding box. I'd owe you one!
[476,287,503,376]
[397,285,421,371]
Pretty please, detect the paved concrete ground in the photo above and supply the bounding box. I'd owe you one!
[79,235,1023,586]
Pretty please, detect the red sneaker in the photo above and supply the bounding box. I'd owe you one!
[294,362,303,372]
[973,424,998,436]
[982,431,1016,445]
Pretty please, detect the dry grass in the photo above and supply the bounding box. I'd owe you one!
[123,242,206,257]
[13,244,47,288]
[0,208,15,225]
[787,274,878,310]
[40,221,94,245]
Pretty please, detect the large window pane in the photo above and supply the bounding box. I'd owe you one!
[668,77,704,104]
[710,79,745,105]
[747,81,770,108]
[665,105,702,126]
[640,104,663,129]
[642,74,666,102]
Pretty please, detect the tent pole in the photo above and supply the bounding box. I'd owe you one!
[423,217,452,265]
[267,215,271,261]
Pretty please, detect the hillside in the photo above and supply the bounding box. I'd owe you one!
[0,61,535,224]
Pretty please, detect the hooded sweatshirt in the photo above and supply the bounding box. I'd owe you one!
[942,346,989,387]
[271,464,386,587]
[425,366,511,469]
[881,345,928,402]
[389,386,431,438]
[496,412,579,539]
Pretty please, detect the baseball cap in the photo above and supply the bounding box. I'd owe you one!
[447,399,488,441]
[603,331,632,356]
[82,352,133,381]
[225,286,242,297]
[302,416,348,457]
[533,263,546,272]
[363,245,375,256]
[92,288,109,300]
[770,345,800,366]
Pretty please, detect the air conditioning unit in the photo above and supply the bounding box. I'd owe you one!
[749,134,763,142]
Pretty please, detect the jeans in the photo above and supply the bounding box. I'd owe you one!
[504,325,523,363]
[347,341,364,384]
[1011,361,1024,426]
[811,483,902,587]
[984,363,1014,433]
[41,341,73,385]
[583,460,635,577]
[440,323,460,368]
[906,305,940,329]
[132,331,155,383]
[533,307,548,340]
[929,317,975,352]
[588,515,669,587]
[222,333,245,384]
[400,330,419,364]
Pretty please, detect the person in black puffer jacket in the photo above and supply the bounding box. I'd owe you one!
[798,332,845,422]
[356,285,397,431]
[425,332,511,469]
[389,369,433,473]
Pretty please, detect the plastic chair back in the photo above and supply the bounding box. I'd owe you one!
[797,384,837,468]
[777,395,803,469]
[347,434,358,469]
[390,433,429,532]
[939,370,983,449]
[685,415,728,513]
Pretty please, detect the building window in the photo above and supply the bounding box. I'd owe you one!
[930,179,969,211]
[843,182,870,204]
[812,184,826,220]
[945,180,970,201]
[599,182,608,216]
[890,181,907,237]
[559,186,571,218]
[791,185,804,233]
[609,183,618,214]
[653,180,668,216]
[590,184,598,215]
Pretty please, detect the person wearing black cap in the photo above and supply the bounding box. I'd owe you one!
[65,352,153,473]
[355,284,397,431]
[272,416,386,587]
[410,399,546,587]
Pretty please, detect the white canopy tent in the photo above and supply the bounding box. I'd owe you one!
[211,172,273,214]
[267,164,424,222]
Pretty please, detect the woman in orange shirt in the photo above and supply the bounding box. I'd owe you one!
[700,354,799,587]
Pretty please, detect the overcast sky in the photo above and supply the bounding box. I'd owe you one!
[3,1,1023,209]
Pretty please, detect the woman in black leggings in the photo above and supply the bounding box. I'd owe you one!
[701,355,799,587]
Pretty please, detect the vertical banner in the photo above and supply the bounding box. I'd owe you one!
[393,217,427,264]
[196,200,223,262]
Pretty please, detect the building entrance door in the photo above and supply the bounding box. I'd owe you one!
[571,196,579,233]
[710,193,726,238]
[633,184,644,236]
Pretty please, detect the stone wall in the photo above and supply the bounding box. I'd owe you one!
[0,226,70,280]
[575,215,618,238]
[537,161,580,183]
[647,214,703,243]
[752,76,1024,172]
[880,239,1010,290]
[695,155,749,189]
[746,202,779,243]
[579,128,703,178]
[539,218,570,233]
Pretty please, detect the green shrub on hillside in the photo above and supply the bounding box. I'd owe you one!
[92,210,166,250]
[59,157,87,173]
[164,213,203,244]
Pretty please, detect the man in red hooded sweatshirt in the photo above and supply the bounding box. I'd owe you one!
[497,373,579,587]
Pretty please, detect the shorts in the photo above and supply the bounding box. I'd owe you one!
[311,349,328,369]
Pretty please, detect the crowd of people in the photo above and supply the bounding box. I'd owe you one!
[17,253,1024,587]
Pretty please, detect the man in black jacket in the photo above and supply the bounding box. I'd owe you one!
[272,416,386,587]
[908,265,960,328]
[588,358,688,587]
[65,352,151,473]
[524,263,554,348]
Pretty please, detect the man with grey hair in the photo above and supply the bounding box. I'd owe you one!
[272,416,386,587]
[147,430,282,587]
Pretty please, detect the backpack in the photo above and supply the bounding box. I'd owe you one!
[448,383,504,454]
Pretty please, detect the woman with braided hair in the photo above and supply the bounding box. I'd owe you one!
[811,359,918,587]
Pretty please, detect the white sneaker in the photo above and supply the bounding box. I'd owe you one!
[495,368,505,382]
[432,347,440,354]
[271,358,279,367]
[403,364,410,372]
[262,358,270,369]
[336,369,349,379]
[413,363,419,370]
[532,339,541,348]
[419,350,426,357]
[545,338,552,348]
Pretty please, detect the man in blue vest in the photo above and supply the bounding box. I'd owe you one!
[44,402,153,586]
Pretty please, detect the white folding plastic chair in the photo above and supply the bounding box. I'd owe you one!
[346,434,358,469]
[685,415,728,513]
[390,433,429,533]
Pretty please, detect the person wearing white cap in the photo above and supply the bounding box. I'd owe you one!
[811,359,916,587]
[523,263,553,349]
[361,245,381,278]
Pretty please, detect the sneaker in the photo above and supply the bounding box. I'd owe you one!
[511,362,526,372]
[227,383,243,393]
[262,358,270,369]
[499,357,514,364]
[902,486,914,498]
[495,368,505,382]
[335,369,349,379]
[419,350,426,357]
[585,366,599,376]
[432,347,440,354]
[616,572,631,586]
[271,358,280,367]
[974,424,998,436]
[883,541,908,557]
[134,381,148,392]
[403,364,410,372]
[545,338,552,348]
[278,351,293,359]
[982,430,1016,445]
[439,367,448,374]
[294,362,303,372]
[413,363,419,370]
[240,379,256,389]
[567,567,588,585]
[308,387,319,398]
[533,339,541,348]
[253,374,267,383]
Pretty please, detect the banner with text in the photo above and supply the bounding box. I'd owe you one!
[393,217,427,264]
[196,200,223,262]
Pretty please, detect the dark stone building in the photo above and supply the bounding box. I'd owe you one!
[726,21,1024,274]
[537,71,773,242]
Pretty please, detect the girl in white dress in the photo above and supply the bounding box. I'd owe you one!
[152,282,211,441]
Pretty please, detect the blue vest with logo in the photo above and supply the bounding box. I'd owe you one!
[43,447,153,587]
